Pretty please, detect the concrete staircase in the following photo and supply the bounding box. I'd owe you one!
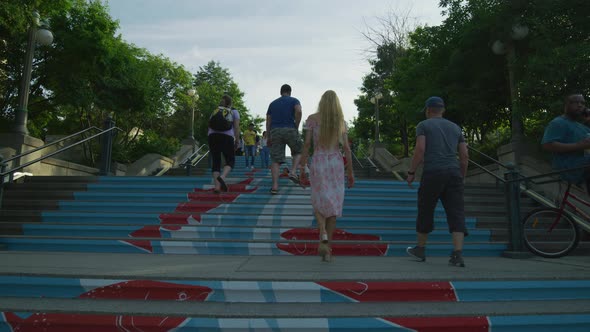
[166,153,393,179]
[1,155,589,331]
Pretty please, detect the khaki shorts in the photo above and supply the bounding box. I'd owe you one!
[270,128,302,164]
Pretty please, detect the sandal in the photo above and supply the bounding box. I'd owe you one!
[288,174,300,185]
[270,189,279,195]
[217,176,228,192]
[318,231,330,261]
[324,248,333,262]
[319,243,332,262]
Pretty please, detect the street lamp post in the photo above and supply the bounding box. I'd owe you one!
[492,23,529,148]
[13,11,53,136]
[187,88,199,141]
[370,92,383,158]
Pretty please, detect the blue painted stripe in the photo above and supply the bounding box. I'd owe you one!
[0,277,589,303]
[74,192,189,201]
[85,183,419,195]
[0,276,86,298]
[38,211,478,228]
[489,314,590,332]
[74,192,422,204]
[93,175,416,187]
[175,318,405,331]
[1,314,588,331]
[57,201,445,215]
[40,211,164,224]
[453,280,590,301]
[0,317,406,331]
[22,224,490,242]
[0,239,506,256]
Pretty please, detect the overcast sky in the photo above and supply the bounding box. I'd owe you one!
[106,0,444,124]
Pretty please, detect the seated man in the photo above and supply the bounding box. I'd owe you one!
[542,93,590,190]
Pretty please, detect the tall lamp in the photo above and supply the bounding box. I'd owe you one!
[492,23,529,147]
[370,92,383,157]
[13,11,54,135]
[187,88,199,141]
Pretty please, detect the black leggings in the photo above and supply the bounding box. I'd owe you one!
[208,133,235,172]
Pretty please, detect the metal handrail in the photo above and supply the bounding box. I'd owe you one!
[193,150,210,167]
[181,144,208,167]
[466,146,590,253]
[154,166,171,177]
[467,145,511,170]
[2,126,102,164]
[468,159,506,183]
[0,126,123,177]
[505,163,589,184]
[351,151,365,169]
[521,185,590,233]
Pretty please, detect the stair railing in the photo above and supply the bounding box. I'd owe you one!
[467,146,527,257]
[504,164,590,233]
[0,126,102,168]
[351,150,365,169]
[354,147,381,180]
[467,146,590,257]
[180,144,209,176]
[0,125,123,205]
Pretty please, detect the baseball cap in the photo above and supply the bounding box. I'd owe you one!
[424,96,445,110]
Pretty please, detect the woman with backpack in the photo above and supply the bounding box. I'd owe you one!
[208,94,240,193]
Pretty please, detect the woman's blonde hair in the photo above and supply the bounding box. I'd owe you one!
[317,90,345,148]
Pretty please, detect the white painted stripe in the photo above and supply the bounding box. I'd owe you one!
[221,281,266,303]
[272,281,323,303]
[79,278,126,292]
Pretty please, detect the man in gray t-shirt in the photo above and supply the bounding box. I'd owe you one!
[405,96,469,267]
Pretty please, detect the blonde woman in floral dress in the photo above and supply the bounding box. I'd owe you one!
[300,90,355,262]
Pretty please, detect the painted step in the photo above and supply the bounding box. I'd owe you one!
[0,299,589,331]
[0,238,507,256]
[54,201,449,216]
[16,224,493,242]
[1,276,588,303]
[34,212,479,228]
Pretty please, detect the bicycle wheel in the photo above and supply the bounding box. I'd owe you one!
[522,208,580,258]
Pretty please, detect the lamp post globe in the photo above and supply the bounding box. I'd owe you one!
[491,40,507,55]
[511,24,529,40]
[36,28,54,46]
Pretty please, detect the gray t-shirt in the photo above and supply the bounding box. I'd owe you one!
[416,117,465,173]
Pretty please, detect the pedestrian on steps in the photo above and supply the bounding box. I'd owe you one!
[300,90,355,262]
[405,96,469,267]
[207,95,240,193]
[266,84,303,194]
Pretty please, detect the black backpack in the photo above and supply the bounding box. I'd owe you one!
[209,107,234,131]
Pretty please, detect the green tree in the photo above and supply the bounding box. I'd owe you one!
[356,0,590,161]
[184,61,258,144]
[0,0,71,132]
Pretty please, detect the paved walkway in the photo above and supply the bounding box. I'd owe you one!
[2,251,589,281]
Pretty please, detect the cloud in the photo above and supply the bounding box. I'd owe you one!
[108,0,444,122]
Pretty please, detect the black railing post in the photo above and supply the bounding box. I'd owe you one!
[502,163,532,258]
[0,156,6,206]
[99,116,115,176]
[186,162,192,176]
